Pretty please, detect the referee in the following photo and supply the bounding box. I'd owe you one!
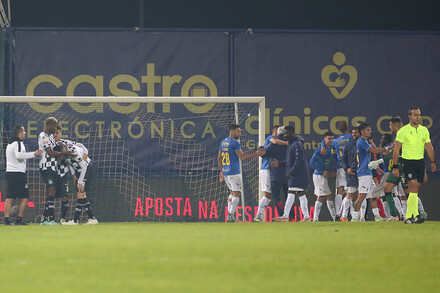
[392,107,436,224]
[4,125,42,225]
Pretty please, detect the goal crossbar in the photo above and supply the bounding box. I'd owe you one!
[0,96,265,104]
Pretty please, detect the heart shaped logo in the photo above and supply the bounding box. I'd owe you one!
[321,52,357,99]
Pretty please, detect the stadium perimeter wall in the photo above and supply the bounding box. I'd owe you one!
[1,28,440,221]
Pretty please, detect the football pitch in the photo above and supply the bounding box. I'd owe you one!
[1,222,439,293]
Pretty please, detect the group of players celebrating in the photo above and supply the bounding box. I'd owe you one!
[4,116,97,225]
[38,117,98,225]
[219,107,435,224]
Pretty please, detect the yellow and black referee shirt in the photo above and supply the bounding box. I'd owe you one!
[395,123,431,160]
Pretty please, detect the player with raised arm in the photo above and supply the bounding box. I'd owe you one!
[218,124,265,222]
[330,121,352,219]
[53,126,90,223]
[367,134,396,221]
[61,140,98,225]
[340,127,360,221]
[273,126,310,222]
[351,123,389,222]
[262,126,289,219]
[39,117,74,225]
[393,107,435,224]
[254,125,289,222]
[52,126,71,223]
[310,131,337,221]
[4,125,43,225]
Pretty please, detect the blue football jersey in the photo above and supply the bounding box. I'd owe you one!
[219,137,241,176]
[382,143,393,173]
[310,141,332,175]
[331,133,352,169]
[356,137,372,176]
[261,135,274,170]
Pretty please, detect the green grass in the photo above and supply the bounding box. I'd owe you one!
[0,222,439,292]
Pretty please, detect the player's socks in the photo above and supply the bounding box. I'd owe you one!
[335,194,343,216]
[282,193,295,218]
[227,194,233,213]
[360,199,367,219]
[230,196,239,214]
[417,197,425,214]
[394,197,402,217]
[382,200,391,218]
[256,196,271,218]
[313,201,322,221]
[406,193,419,219]
[47,196,55,221]
[83,198,95,219]
[74,198,85,222]
[384,192,398,217]
[299,195,309,219]
[340,197,348,216]
[326,200,336,220]
[342,197,351,218]
[42,199,50,222]
[401,199,407,218]
[61,200,69,219]
[351,211,359,221]
[372,208,380,217]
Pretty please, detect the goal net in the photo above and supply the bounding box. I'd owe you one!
[0,96,265,223]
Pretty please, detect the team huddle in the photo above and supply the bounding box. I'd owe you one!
[219,107,435,223]
[4,117,98,225]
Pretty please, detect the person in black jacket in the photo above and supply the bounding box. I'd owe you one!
[274,126,310,222]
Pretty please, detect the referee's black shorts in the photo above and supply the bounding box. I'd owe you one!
[401,159,425,184]
[6,172,29,199]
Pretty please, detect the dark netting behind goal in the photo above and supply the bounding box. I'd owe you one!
[0,99,263,222]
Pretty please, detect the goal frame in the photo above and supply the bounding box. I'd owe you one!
[1,96,266,222]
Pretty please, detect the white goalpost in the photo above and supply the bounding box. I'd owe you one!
[0,96,265,223]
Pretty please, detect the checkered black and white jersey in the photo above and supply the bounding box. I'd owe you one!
[57,139,89,177]
[38,131,57,171]
[56,155,70,177]
[60,139,89,155]
[65,144,91,173]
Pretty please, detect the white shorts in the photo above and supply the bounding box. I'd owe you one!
[289,187,305,192]
[224,174,243,192]
[336,168,347,190]
[313,174,331,196]
[358,175,374,194]
[367,173,388,199]
[347,186,358,194]
[260,169,271,193]
[392,186,398,196]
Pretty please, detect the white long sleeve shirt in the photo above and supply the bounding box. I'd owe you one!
[6,141,36,173]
